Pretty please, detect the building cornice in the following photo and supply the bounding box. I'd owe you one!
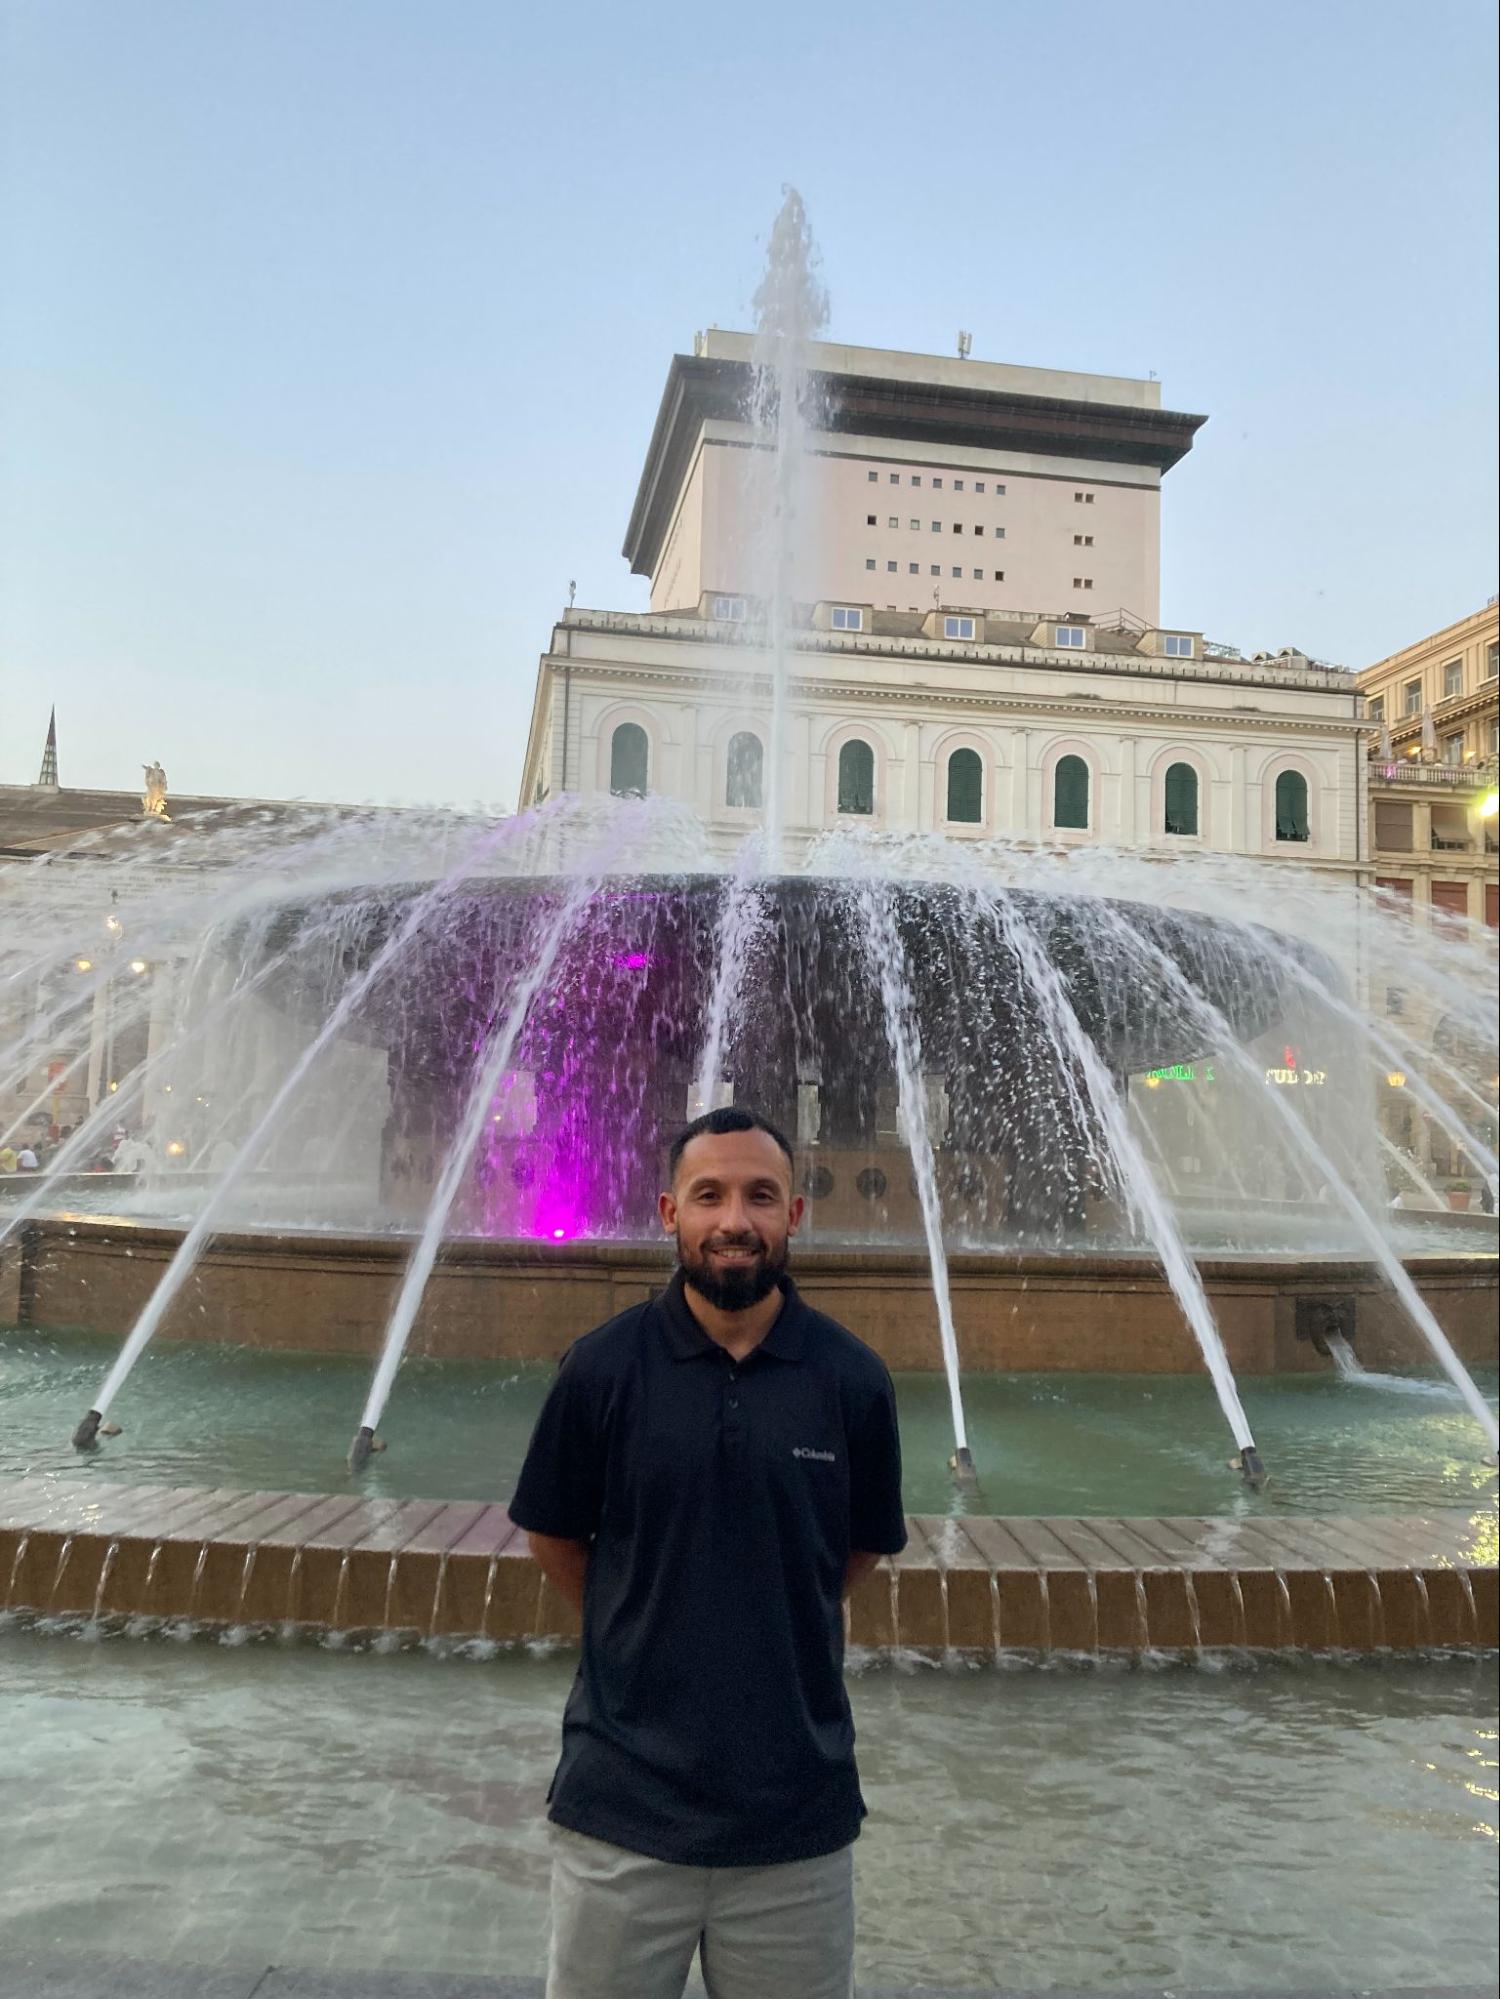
[622,354,1207,578]
[1356,602,1500,687]
[537,654,1364,740]
[553,610,1355,699]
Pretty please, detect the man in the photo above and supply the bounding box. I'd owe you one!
[509,1105,906,1999]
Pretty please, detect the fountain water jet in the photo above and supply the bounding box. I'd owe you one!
[349,871,602,1469]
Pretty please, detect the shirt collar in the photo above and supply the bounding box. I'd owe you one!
[656,1267,807,1363]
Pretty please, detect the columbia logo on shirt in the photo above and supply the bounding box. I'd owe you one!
[792,1447,837,1463]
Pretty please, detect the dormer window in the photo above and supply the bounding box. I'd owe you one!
[943,615,976,640]
[831,606,864,632]
[711,596,747,623]
[1163,634,1194,658]
[1055,626,1086,649]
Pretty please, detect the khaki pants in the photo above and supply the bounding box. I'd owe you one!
[546,1824,855,1999]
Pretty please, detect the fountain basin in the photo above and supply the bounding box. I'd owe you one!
[3,1473,1494,1656]
[5,1213,1494,1375]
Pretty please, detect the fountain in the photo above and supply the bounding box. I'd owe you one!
[0,192,1495,1646]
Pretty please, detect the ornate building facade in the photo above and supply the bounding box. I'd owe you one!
[521,333,1364,868]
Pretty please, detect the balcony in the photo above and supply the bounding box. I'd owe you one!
[1369,757,1498,793]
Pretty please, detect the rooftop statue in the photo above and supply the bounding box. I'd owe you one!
[142,761,170,821]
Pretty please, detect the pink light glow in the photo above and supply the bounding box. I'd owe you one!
[613,952,651,971]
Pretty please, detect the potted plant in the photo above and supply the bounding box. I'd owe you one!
[1447,1180,1472,1213]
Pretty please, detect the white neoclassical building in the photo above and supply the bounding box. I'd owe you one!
[519,603,1364,868]
[518,334,1366,869]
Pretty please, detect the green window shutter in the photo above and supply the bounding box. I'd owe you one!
[726,732,763,809]
[1274,770,1309,841]
[1164,761,1199,836]
[1054,754,1090,830]
[837,739,875,815]
[946,748,983,824]
[609,723,649,797]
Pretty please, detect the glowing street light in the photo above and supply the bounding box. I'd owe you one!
[74,956,93,973]
[128,958,148,975]
[1386,1071,1407,1089]
[1480,789,1499,820]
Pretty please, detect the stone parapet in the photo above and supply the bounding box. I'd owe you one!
[2,1215,1495,1375]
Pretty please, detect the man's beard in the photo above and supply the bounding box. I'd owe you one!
[677,1231,789,1312]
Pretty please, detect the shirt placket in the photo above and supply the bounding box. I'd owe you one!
[722,1352,746,1453]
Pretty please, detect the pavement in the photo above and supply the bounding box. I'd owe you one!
[0,1961,1493,1999]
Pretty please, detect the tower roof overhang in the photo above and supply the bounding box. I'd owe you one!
[622,353,1207,580]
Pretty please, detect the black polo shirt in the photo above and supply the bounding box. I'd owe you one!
[507,1269,907,1867]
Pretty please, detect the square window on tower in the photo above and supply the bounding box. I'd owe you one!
[868,470,879,482]
[951,566,961,578]
[909,562,919,574]
[889,472,900,484]
[954,479,965,491]
[930,564,941,576]
[933,477,943,489]
[910,519,920,531]
[888,517,899,528]
[993,570,1005,582]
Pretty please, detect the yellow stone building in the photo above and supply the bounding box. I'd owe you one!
[1357,600,1498,930]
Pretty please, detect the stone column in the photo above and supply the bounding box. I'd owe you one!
[1116,737,1137,844]
[1010,727,1031,833]
[84,982,109,1110]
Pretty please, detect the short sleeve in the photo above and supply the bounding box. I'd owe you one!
[847,1371,907,1555]
[507,1347,605,1541]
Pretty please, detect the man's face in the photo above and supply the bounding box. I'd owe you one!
[659,1128,804,1312]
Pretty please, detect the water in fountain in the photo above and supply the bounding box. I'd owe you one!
[351,867,603,1465]
[855,879,973,1469]
[745,187,829,868]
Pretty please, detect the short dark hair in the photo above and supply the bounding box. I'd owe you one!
[668,1105,795,1185]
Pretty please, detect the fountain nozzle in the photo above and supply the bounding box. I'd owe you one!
[347,1426,386,1473]
[1237,1445,1267,1489]
[949,1445,978,1485]
[72,1408,103,1451]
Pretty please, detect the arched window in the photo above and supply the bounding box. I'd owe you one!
[609,722,649,797]
[946,747,983,824]
[837,739,875,815]
[725,731,763,809]
[1054,754,1090,830]
[1274,769,1309,842]
[1164,761,1199,836]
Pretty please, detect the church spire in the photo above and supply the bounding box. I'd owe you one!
[38,707,59,787]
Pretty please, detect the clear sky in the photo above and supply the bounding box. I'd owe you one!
[2,0,1495,809]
